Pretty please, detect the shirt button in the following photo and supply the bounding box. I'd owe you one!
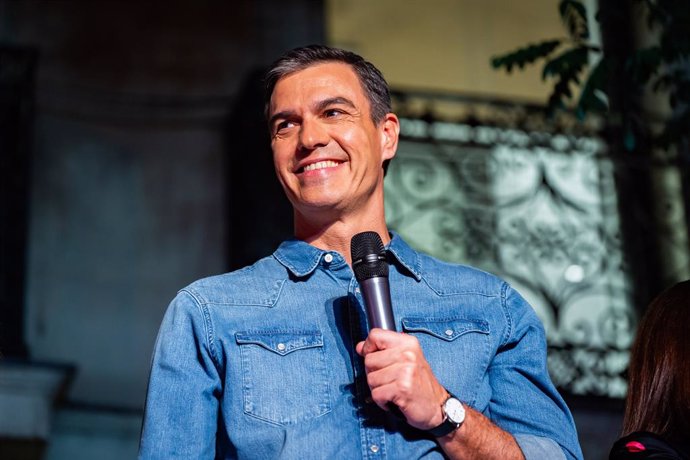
[277,343,286,351]
[324,253,334,263]
[370,445,379,453]
[355,287,361,294]
[445,329,454,336]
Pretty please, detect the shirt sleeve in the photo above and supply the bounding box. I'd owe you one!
[138,290,223,459]
[488,283,583,460]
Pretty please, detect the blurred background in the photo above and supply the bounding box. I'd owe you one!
[1,1,688,459]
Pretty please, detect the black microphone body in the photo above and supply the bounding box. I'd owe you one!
[351,231,405,418]
[351,231,397,332]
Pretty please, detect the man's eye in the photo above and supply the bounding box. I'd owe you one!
[324,109,343,118]
[275,120,295,134]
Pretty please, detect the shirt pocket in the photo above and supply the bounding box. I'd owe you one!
[401,317,491,405]
[235,330,332,425]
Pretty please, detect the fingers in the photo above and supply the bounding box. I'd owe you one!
[356,328,415,357]
[355,340,365,356]
[364,346,418,373]
[356,330,422,384]
[358,332,424,408]
[366,360,416,396]
[355,329,448,429]
[369,382,406,411]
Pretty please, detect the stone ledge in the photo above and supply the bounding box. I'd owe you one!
[0,361,73,439]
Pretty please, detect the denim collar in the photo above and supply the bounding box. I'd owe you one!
[273,238,325,278]
[273,231,422,281]
[386,232,422,281]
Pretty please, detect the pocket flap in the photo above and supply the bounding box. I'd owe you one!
[235,330,323,356]
[402,317,489,341]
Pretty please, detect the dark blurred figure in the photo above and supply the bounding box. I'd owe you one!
[609,280,690,459]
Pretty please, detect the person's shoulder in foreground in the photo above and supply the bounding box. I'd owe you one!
[610,431,689,460]
[610,280,690,460]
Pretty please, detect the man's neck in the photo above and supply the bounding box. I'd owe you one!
[293,210,390,266]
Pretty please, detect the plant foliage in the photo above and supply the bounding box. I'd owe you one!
[491,0,690,153]
[491,40,562,73]
[559,0,589,40]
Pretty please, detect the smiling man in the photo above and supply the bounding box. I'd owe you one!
[139,45,583,460]
[268,60,397,258]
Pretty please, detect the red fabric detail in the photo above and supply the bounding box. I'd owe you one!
[625,441,647,453]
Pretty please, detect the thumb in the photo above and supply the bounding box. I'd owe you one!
[361,328,400,355]
[355,340,365,356]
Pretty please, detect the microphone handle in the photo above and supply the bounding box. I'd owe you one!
[360,275,405,419]
[360,276,397,331]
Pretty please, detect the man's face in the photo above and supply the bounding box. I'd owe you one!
[268,62,397,218]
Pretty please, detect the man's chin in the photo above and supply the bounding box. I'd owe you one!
[291,198,347,219]
[297,200,343,213]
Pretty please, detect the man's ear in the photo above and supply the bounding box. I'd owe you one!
[379,113,399,161]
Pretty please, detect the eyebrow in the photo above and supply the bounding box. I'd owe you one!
[268,110,295,129]
[314,96,356,113]
[269,96,357,128]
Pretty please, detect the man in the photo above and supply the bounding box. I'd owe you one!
[139,45,583,459]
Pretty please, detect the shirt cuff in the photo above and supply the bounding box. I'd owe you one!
[514,433,566,460]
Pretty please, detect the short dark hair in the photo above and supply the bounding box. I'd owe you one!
[623,280,690,440]
[264,44,392,125]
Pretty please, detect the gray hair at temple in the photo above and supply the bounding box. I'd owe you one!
[264,44,392,125]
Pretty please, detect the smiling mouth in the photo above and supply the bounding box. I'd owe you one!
[299,160,342,173]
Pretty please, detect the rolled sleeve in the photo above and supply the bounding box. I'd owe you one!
[488,284,583,460]
[514,433,567,460]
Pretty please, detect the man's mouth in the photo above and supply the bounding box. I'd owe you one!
[299,160,341,173]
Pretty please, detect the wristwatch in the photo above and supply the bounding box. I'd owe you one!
[427,391,465,438]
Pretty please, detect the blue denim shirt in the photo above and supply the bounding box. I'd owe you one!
[139,234,583,460]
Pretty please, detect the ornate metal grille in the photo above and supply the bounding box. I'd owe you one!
[384,94,635,398]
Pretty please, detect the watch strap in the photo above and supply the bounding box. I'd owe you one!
[427,392,464,438]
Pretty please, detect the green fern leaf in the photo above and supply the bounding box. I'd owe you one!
[542,46,589,81]
[576,58,608,119]
[491,39,562,73]
[546,57,587,114]
[559,0,589,40]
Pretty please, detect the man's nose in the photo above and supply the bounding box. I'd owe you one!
[298,118,329,151]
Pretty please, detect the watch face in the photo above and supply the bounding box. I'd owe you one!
[444,398,465,424]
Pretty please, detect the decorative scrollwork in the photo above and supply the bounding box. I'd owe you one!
[385,96,639,398]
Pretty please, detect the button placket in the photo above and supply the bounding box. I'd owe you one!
[363,428,386,458]
[348,277,386,459]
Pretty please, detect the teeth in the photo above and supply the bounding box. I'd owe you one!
[303,160,339,172]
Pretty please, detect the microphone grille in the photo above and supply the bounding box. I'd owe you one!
[351,231,389,281]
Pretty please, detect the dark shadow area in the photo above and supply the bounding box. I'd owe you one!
[0,44,36,359]
[225,68,293,270]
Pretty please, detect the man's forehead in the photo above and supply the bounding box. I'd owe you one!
[269,62,368,111]
[279,61,360,85]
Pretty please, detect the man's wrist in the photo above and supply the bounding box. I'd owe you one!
[428,388,449,428]
[427,390,465,438]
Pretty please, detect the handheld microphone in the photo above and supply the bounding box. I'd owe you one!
[351,231,397,331]
[351,231,405,419]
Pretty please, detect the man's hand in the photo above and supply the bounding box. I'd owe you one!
[356,328,525,460]
[355,328,448,430]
